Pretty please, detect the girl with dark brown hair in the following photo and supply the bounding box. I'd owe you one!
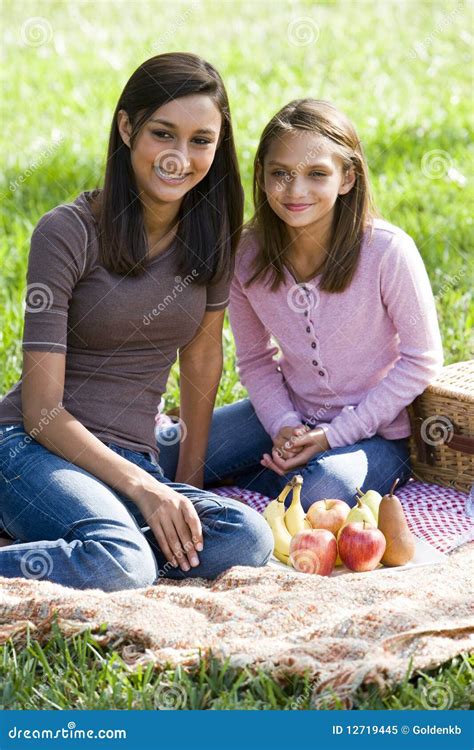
[0,53,273,589]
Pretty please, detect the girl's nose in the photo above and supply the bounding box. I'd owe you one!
[174,145,191,171]
[285,175,306,196]
[155,148,190,176]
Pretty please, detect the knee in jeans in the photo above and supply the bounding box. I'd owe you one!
[99,535,158,591]
[302,464,357,508]
[229,505,274,568]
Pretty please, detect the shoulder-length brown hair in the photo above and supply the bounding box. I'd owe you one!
[246,99,377,293]
[90,52,243,282]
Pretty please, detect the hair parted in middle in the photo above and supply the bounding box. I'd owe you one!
[246,98,377,293]
[90,52,244,283]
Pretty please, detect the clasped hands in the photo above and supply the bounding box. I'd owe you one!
[260,424,330,476]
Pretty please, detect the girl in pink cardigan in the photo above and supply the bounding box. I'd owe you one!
[158,99,443,508]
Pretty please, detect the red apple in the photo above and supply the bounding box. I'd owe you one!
[307,498,351,536]
[337,521,386,572]
[289,529,337,576]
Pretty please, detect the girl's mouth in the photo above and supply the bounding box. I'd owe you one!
[154,166,191,185]
[283,203,313,212]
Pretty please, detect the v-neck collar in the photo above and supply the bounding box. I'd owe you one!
[284,261,323,286]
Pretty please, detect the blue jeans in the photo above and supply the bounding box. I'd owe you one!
[0,423,273,592]
[158,399,412,511]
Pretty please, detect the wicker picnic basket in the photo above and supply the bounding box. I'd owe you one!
[408,360,474,493]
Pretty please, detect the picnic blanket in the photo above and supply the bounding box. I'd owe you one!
[0,545,471,707]
[213,478,474,554]
[0,479,472,706]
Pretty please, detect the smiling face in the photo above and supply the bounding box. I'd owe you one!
[117,94,223,209]
[261,131,355,234]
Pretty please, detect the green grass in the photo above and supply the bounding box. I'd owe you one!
[1,625,472,710]
[0,0,472,710]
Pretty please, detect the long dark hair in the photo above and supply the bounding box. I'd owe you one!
[91,52,243,282]
[247,99,377,293]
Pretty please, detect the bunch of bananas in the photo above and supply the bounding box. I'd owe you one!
[263,475,311,565]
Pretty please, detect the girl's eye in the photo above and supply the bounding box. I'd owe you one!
[151,131,212,146]
[272,170,287,177]
[309,171,327,177]
[152,130,172,139]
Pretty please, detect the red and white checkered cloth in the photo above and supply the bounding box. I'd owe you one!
[213,479,473,554]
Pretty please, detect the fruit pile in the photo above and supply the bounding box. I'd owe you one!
[263,475,416,575]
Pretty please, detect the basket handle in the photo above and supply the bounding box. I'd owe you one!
[446,433,474,455]
[411,400,433,464]
[411,399,474,461]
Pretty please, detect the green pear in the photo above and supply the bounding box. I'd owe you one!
[355,487,383,524]
[344,499,377,528]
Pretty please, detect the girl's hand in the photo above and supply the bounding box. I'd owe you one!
[261,427,330,476]
[131,475,203,573]
[273,424,310,459]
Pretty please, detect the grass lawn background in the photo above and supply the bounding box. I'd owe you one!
[0,0,472,709]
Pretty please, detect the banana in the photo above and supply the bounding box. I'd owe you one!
[271,515,293,564]
[264,475,311,566]
[263,479,295,565]
[262,480,294,523]
[284,475,311,535]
